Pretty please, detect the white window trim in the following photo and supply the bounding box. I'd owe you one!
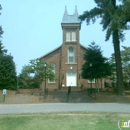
[66,32,70,41]
[72,32,76,41]
[88,79,95,83]
[48,79,56,83]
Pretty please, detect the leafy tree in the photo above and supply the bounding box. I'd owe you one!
[18,58,55,88]
[121,46,130,88]
[82,42,111,85]
[109,46,130,88]
[18,58,55,90]
[0,55,17,90]
[18,65,40,89]
[29,58,55,84]
[79,0,130,95]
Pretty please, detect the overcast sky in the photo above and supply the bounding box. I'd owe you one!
[0,0,130,74]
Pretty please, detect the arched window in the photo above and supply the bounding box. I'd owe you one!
[48,63,56,83]
[68,47,75,63]
[72,32,76,41]
[66,32,70,41]
[67,69,76,76]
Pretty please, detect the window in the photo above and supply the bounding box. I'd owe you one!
[66,32,76,41]
[88,79,95,83]
[67,69,76,76]
[72,32,76,41]
[66,32,70,41]
[48,63,56,83]
[68,47,74,63]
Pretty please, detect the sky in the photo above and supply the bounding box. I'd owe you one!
[0,0,130,75]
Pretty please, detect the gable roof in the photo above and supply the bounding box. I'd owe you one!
[39,44,87,59]
[80,44,87,50]
[39,46,61,59]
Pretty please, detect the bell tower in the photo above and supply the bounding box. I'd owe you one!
[61,6,81,44]
[60,6,82,87]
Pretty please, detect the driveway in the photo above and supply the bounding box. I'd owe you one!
[0,103,130,114]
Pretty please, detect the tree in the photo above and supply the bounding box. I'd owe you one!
[121,46,130,83]
[18,58,55,89]
[0,4,17,90]
[82,42,111,88]
[18,65,40,89]
[0,42,7,55]
[0,55,17,90]
[29,58,55,84]
[0,5,6,55]
[109,46,130,88]
[79,0,130,95]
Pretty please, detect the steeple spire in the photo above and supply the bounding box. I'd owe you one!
[62,6,68,21]
[74,6,78,16]
[61,6,81,24]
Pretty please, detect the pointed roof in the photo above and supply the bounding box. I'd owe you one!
[61,6,81,24]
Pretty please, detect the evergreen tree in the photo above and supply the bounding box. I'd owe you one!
[0,4,17,90]
[82,42,111,81]
[0,55,17,90]
[79,0,130,95]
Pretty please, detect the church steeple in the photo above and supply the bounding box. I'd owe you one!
[61,6,81,44]
[61,6,81,24]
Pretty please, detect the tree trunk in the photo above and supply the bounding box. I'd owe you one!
[113,30,125,95]
[95,79,99,92]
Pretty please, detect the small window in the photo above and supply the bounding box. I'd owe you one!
[66,32,70,41]
[68,47,75,63]
[72,32,76,41]
[48,63,56,83]
[88,79,95,83]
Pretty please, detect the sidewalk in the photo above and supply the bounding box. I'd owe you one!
[0,103,130,114]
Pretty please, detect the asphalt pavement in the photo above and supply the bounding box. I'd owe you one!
[0,103,130,114]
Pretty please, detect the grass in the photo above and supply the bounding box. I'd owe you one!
[0,112,130,130]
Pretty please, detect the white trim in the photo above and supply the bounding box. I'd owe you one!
[48,79,56,83]
[88,79,95,83]
[72,32,76,41]
[66,32,70,41]
[65,63,77,64]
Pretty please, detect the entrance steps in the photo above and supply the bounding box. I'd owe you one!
[58,87,82,92]
[68,91,90,103]
[43,90,90,103]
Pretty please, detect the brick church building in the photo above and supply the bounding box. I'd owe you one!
[40,7,104,91]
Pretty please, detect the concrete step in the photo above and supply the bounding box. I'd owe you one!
[44,92,67,103]
[44,91,90,103]
[68,91,90,103]
[58,87,82,92]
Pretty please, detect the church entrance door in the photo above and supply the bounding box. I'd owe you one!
[66,69,77,87]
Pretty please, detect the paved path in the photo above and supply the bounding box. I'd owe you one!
[0,103,130,114]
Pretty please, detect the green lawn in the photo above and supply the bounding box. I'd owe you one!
[0,113,130,130]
